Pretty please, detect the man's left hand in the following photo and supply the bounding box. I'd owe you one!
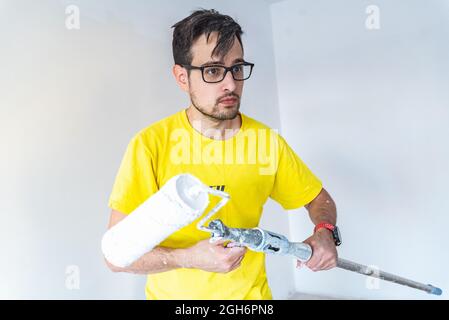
[297,229,338,271]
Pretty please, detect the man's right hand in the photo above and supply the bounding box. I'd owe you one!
[178,239,247,273]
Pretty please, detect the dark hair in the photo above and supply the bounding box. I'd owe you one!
[171,9,244,66]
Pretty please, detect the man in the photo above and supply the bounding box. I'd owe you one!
[105,9,339,300]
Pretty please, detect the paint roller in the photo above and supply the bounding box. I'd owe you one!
[102,173,442,296]
[101,173,229,268]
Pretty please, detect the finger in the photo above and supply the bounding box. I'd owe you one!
[229,262,241,272]
[296,260,303,269]
[228,246,247,256]
[312,256,337,271]
[209,237,225,245]
[230,255,244,271]
[226,241,244,248]
[235,255,244,265]
[307,256,326,271]
[322,258,338,270]
[322,264,335,271]
[305,254,322,270]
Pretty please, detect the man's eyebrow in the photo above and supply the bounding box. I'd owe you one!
[201,58,246,66]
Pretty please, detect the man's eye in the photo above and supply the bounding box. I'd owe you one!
[232,65,243,73]
[206,67,220,75]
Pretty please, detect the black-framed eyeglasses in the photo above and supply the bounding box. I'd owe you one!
[180,62,255,83]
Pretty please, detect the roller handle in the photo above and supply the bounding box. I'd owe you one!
[289,242,313,262]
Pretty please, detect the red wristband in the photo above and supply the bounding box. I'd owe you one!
[314,222,335,233]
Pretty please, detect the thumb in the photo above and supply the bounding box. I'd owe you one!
[209,237,226,245]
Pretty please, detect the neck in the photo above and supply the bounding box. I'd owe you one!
[186,105,242,140]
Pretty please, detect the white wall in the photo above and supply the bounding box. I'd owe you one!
[0,0,294,299]
[4,0,445,301]
[271,0,449,299]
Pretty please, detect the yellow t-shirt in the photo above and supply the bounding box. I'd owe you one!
[108,108,323,300]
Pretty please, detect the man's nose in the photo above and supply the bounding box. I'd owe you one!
[221,70,237,92]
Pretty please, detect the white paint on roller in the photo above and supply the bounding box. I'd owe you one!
[101,174,210,268]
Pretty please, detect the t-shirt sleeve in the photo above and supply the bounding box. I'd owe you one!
[270,136,323,210]
[108,134,159,215]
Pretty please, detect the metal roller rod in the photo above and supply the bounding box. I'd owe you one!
[200,219,443,296]
[336,258,442,296]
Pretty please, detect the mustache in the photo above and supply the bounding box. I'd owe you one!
[217,93,240,103]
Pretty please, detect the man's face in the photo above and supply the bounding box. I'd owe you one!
[187,32,244,121]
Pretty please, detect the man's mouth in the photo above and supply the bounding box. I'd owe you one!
[219,97,238,105]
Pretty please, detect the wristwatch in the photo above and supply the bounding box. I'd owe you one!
[314,223,342,246]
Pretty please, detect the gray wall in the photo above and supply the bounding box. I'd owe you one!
[0,0,294,299]
[271,0,449,299]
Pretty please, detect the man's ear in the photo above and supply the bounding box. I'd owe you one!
[172,64,189,92]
